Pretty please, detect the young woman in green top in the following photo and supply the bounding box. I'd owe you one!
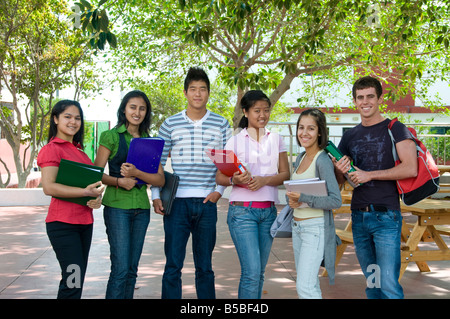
[94,90,164,299]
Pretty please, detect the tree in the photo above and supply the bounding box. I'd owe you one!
[0,0,109,187]
[94,0,449,127]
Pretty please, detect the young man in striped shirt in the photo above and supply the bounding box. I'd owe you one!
[151,67,232,299]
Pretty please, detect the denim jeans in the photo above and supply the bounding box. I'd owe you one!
[162,198,217,299]
[291,217,325,299]
[351,209,404,299]
[46,221,93,299]
[103,206,150,299]
[227,203,277,299]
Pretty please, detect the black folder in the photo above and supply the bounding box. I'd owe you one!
[55,158,104,206]
[160,171,179,215]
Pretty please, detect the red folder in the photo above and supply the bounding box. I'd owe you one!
[206,149,252,189]
[205,149,248,176]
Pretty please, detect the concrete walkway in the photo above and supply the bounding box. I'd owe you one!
[1,199,450,299]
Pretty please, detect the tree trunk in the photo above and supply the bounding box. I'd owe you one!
[232,87,246,129]
[0,158,11,188]
[269,72,298,106]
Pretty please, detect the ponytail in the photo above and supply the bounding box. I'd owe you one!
[238,115,248,129]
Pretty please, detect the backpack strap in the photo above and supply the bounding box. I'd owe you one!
[387,118,399,163]
[388,117,398,129]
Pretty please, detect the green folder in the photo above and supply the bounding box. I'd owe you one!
[54,158,104,206]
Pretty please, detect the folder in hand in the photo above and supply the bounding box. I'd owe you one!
[55,158,104,206]
[160,171,179,216]
[325,140,361,188]
[284,178,327,208]
[126,137,165,184]
[205,149,248,176]
[205,149,250,188]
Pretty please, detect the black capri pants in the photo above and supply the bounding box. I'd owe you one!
[46,221,93,299]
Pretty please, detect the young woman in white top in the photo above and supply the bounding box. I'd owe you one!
[216,90,290,299]
[286,108,341,299]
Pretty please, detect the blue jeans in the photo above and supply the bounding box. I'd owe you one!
[227,203,277,299]
[162,198,217,299]
[103,206,150,299]
[351,209,404,299]
[292,217,325,299]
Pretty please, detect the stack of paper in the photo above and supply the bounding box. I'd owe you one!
[284,178,327,208]
[284,178,327,194]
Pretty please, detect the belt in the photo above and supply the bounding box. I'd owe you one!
[230,201,274,208]
[357,204,388,212]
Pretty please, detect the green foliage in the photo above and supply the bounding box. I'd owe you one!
[129,75,236,133]
[69,0,450,130]
[427,127,450,165]
[93,0,450,118]
[133,76,188,136]
[0,0,102,187]
[383,111,450,165]
[73,0,117,50]
[119,71,292,134]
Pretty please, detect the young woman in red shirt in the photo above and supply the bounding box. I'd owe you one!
[37,100,104,299]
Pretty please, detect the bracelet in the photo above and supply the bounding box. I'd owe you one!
[116,177,119,189]
[229,176,234,186]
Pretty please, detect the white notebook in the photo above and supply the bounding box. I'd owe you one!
[284,178,327,208]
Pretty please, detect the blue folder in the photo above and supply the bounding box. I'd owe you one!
[126,137,165,184]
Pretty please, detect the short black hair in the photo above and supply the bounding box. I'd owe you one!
[352,76,383,99]
[184,67,210,92]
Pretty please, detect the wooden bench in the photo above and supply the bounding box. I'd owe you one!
[325,222,450,277]
[438,183,450,193]
[322,212,353,277]
[322,228,353,277]
[328,182,450,279]
[436,225,450,236]
[336,228,353,244]
[404,223,450,242]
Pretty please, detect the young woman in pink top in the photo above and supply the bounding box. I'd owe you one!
[216,90,290,298]
[37,100,104,298]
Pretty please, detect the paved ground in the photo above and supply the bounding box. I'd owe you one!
[1,199,450,300]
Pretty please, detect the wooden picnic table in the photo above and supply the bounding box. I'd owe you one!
[329,193,450,280]
[437,165,450,175]
[400,199,450,279]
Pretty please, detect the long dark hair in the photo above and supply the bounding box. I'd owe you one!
[48,99,85,148]
[115,90,152,136]
[238,90,272,129]
[296,108,328,149]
